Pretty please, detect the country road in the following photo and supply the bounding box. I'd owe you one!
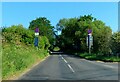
[18,53,118,80]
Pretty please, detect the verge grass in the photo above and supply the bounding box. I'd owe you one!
[78,53,120,62]
[2,43,49,79]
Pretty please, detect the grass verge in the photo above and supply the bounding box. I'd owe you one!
[64,50,120,62]
[2,43,49,80]
[78,53,120,62]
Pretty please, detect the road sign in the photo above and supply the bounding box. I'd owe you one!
[88,33,92,35]
[90,35,93,46]
[35,27,39,36]
[34,37,38,47]
[88,29,92,34]
[35,33,39,36]
[35,27,39,33]
[87,35,93,46]
[86,37,88,46]
[87,33,93,54]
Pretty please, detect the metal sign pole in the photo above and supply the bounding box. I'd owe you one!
[88,34,91,54]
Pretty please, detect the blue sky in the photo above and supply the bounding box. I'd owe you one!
[2,2,118,32]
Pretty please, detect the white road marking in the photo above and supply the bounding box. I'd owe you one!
[61,56,68,63]
[63,58,68,63]
[61,57,64,59]
[67,64,75,73]
[61,55,75,73]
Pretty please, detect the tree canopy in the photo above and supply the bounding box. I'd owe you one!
[56,15,112,55]
[111,32,120,54]
[29,17,54,45]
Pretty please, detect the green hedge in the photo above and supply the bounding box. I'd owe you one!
[2,25,34,45]
[38,36,50,50]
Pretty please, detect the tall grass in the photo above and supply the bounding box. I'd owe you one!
[2,43,49,79]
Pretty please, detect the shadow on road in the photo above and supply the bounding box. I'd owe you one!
[49,51,81,59]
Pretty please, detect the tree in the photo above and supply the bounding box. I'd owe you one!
[111,32,120,55]
[56,15,112,55]
[56,15,94,52]
[92,20,112,55]
[29,17,54,44]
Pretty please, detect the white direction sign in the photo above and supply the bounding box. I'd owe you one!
[35,33,39,36]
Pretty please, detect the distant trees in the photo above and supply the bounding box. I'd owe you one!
[56,15,113,55]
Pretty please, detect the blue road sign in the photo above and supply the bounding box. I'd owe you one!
[34,37,38,47]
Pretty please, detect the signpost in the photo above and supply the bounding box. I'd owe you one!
[34,37,38,47]
[87,29,93,54]
[34,27,39,47]
[88,29,92,34]
[35,27,39,33]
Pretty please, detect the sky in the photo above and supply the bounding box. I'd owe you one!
[118,2,120,31]
[2,2,118,32]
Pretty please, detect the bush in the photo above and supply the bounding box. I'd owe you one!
[2,25,35,45]
[111,32,120,55]
[38,36,50,50]
[21,29,34,45]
